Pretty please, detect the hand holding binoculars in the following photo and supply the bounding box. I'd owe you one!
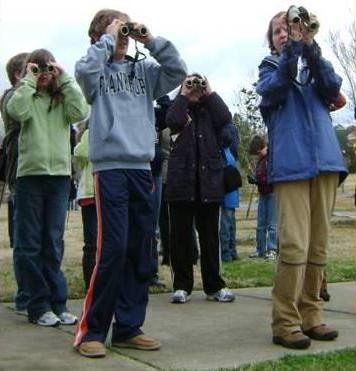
[185,78,207,90]
[119,23,147,37]
[30,63,55,74]
[287,5,319,33]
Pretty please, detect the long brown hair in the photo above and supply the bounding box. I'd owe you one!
[27,49,64,109]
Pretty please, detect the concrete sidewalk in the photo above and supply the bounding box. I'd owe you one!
[1,282,355,370]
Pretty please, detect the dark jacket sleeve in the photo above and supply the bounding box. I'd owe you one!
[200,92,232,131]
[303,42,342,103]
[229,124,239,159]
[166,94,190,134]
[256,40,303,108]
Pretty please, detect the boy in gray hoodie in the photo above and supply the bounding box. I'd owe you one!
[74,9,186,358]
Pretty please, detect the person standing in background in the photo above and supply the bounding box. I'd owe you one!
[0,52,29,314]
[74,121,97,291]
[248,135,277,261]
[166,74,235,304]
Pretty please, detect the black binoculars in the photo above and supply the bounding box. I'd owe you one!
[31,64,55,74]
[119,23,147,37]
[185,78,207,90]
[287,5,319,31]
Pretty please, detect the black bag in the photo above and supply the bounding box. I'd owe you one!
[223,165,242,193]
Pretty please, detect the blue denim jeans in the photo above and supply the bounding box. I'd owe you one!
[256,193,277,256]
[10,194,30,310]
[220,207,237,261]
[14,176,70,320]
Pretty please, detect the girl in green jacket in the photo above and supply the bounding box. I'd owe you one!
[7,49,89,327]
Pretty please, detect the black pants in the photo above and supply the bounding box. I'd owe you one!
[169,201,225,295]
[159,184,170,264]
[160,185,199,265]
[8,197,14,248]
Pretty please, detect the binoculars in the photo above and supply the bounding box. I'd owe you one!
[287,5,319,31]
[119,23,147,37]
[31,64,55,74]
[185,78,207,90]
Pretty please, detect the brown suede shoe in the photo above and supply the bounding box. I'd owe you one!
[77,341,106,358]
[112,334,161,351]
[304,324,338,341]
[273,330,311,349]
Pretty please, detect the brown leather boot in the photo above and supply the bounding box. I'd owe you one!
[112,334,161,350]
[77,341,106,358]
[273,330,311,349]
[304,324,338,341]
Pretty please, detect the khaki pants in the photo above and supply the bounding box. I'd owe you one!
[272,173,338,336]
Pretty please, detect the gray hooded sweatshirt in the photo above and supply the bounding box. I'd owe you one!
[75,34,187,172]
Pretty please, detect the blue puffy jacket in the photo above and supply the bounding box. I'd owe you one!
[256,40,347,184]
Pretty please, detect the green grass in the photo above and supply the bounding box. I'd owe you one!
[234,348,356,371]
[221,256,356,289]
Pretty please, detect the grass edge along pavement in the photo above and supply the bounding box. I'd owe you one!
[1,255,355,302]
[232,348,356,371]
[166,348,356,371]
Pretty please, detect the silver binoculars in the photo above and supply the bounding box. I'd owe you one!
[287,5,319,31]
[185,78,207,90]
[119,23,147,37]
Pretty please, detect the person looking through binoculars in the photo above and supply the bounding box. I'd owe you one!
[181,75,209,103]
[256,7,347,350]
[104,18,153,61]
[6,48,89,328]
[30,63,55,75]
[165,73,235,304]
[74,8,186,358]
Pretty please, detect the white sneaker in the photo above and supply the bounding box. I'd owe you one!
[171,290,191,303]
[206,288,235,302]
[58,312,78,325]
[265,250,277,261]
[35,311,60,327]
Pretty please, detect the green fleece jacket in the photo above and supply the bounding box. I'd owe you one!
[74,129,94,200]
[7,72,89,177]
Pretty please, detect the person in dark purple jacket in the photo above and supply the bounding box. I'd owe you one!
[248,135,277,261]
[165,73,235,304]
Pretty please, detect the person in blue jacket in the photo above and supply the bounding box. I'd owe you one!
[219,124,240,262]
[256,10,347,350]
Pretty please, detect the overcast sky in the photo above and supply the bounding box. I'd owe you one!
[0,0,354,124]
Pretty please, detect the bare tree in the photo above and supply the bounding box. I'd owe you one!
[233,84,265,174]
[328,21,356,106]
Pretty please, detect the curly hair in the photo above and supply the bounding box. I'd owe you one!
[88,9,129,44]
